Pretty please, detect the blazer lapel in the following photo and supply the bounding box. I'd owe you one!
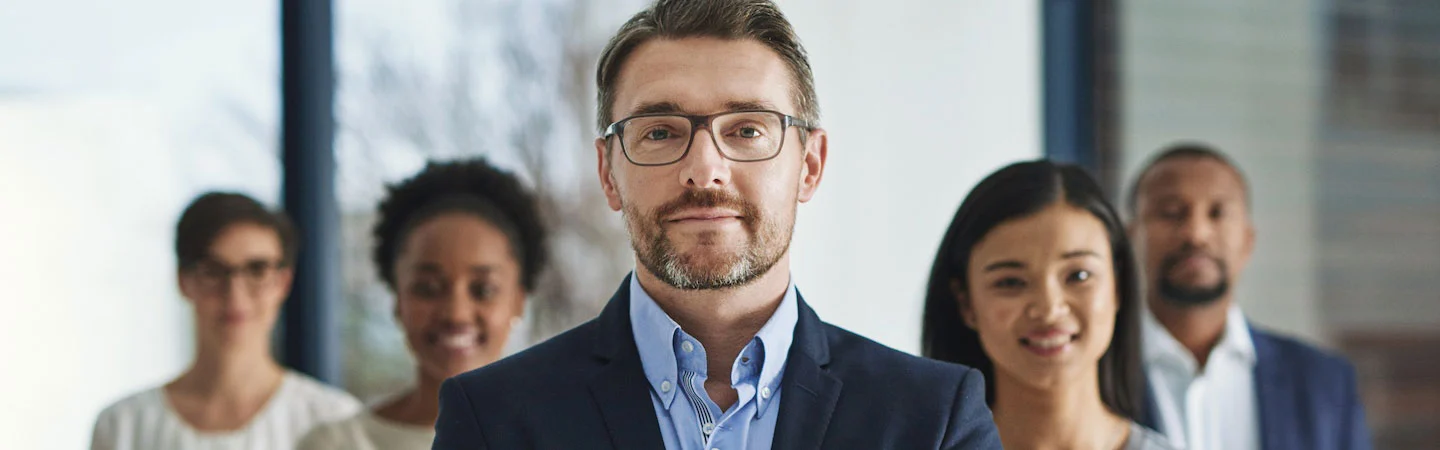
[1251,325,1291,450]
[587,277,666,450]
[771,293,843,450]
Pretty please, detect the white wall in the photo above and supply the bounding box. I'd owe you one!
[0,99,193,449]
[779,0,1043,353]
[0,99,282,450]
[0,1,278,448]
[1117,0,1325,343]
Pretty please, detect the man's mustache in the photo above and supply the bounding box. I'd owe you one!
[652,189,759,227]
[1160,249,1226,275]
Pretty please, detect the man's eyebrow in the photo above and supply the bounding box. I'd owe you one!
[629,101,685,116]
[725,100,778,111]
[625,100,781,117]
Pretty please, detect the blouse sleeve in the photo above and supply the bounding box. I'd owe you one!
[89,407,118,450]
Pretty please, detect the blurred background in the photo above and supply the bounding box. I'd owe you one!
[0,0,1435,448]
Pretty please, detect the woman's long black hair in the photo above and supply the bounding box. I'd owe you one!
[920,159,1144,419]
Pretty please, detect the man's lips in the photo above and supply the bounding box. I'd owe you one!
[666,208,743,222]
[1175,254,1214,269]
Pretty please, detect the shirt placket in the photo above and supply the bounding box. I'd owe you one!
[675,332,717,449]
[1184,370,1210,450]
[706,343,761,450]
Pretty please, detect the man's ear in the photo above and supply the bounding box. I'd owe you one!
[596,137,623,211]
[177,270,198,304]
[797,128,827,203]
[1239,219,1257,269]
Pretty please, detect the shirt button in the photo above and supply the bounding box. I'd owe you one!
[660,380,672,393]
[760,386,771,399]
[702,422,715,435]
[682,341,695,353]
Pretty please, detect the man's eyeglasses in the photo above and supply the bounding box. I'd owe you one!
[602,110,812,166]
[187,259,287,293]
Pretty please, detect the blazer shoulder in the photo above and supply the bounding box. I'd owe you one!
[818,322,998,446]
[1249,324,1359,398]
[822,322,978,380]
[1252,327,1356,373]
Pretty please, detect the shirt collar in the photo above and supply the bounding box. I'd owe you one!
[629,274,682,409]
[751,277,798,417]
[627,271,799,415]
[1142,302,1257,374]
[1221,304,1257,364]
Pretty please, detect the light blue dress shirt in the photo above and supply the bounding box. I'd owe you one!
[628,273,798,450]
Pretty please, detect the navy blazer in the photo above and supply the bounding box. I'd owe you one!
[433,278,1001,449]
[1141,324,1373,450]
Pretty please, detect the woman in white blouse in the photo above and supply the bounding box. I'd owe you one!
[90,192,361,450]
[299,159,549,450]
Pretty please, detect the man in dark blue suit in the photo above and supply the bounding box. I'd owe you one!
[1127,143,1372,450]
[431,0,1000,449]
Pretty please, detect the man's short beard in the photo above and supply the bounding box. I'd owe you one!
[623,189,792,291]
[1157,252,1229,307]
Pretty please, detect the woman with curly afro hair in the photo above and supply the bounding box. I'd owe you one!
[300,158,548,450]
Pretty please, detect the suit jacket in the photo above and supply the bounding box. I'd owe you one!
[1140,324,1372,450]
[433,277,1001,449]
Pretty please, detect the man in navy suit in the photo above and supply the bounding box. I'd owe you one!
[431,0,1000,448]
[1127,143,1372,450]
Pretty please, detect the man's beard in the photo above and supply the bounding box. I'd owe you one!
[1157,250,1230,306]
[623,189,792,290]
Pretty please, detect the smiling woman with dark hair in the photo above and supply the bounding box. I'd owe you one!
[298,158,548,450]
[922,160,1175,450]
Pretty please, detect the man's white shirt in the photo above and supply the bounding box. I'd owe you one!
[1141,304,1260,450]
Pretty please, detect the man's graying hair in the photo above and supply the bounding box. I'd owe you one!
[595,0,820,134]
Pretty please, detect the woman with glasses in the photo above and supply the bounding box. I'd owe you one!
[298,158,547,450]
[91,192,361,450]
[921,161,1175,450]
